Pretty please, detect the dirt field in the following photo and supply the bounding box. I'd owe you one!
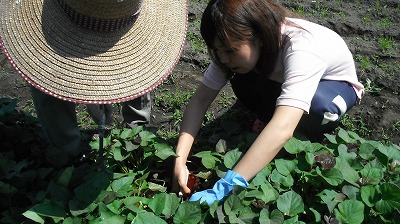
[1,0,399,146]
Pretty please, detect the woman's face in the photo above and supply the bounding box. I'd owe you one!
[213,37,262,74]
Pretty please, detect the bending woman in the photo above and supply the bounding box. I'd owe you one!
[174,0,364,205]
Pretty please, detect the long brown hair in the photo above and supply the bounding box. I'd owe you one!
[200,0,297,76]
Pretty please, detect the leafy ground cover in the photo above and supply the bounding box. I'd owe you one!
[0,0,399,223]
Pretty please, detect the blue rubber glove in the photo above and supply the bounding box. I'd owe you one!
[189,170,249,205]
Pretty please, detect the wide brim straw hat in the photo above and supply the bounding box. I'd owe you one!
[0,0,188,104]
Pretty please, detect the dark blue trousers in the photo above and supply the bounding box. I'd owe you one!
[230,72,357,141]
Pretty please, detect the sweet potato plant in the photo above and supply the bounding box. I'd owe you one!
[1,96,398,224]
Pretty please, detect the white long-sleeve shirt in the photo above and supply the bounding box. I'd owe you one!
[202,18,364,113]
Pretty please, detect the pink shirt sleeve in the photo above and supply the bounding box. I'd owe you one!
[201,61,229,90]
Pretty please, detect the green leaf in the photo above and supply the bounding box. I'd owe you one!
[139,131,156,146]
[316,167,344,186]
[335,155,359,187]
[375,183,400,213]
[277,191,304,217]
[215,139,228,153]
[0,180,18,194]
[105,200,122,215]
[270,169,294,187]
[98,215,126,224]
[334,199,365,224]
[283,137,304,154]
[111,175,135,197]
[305,152,315,166]
[324,133,337,144]
[259,208,284,224]
[90,135,112,150]
[132,211,167,224]
[359,142,376,160]
[376,142,400,161]
[148,182,167,192]
[309,207,321,222]
[173,202,202,224]
[154,143,177,160]
[223,149,242,169]
[224,194,244,216]
[120,128,134,139]
[23,203,66,222]
[317,189,346,213]
[124,196,150,213]
[252,181,279,203]
[249,166,271,186]
[275,159,296,176]
[237,207,257,223]
[337,128,357,144]
[57,166,74,187]
[194,151,220,169]
[342,185,359,200]
[360,185,379,207]
[148,193,179,216]
[111,147,130,161]
[125,140,139,152]
[73,171,110,203]
[360,163,384,185]
[22,210,45,224]
[69,200,97,217]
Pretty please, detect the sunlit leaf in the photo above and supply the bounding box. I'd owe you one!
[334,199,364,224]
[154,143,177,160]
[276,191,304,216]
[139,131,156,146]
[270,169,294,187]
[148,182,167,192]
[98,215,125,224]
[335,155,359,186]
[196,170,212,179]
[194,151,220,169]
[148,193,179,216]
[275,159,296,176]
[22,203,66,222]
[283,137,304,154]
[360,163,384,185]
[337,128,357,144]
[316,167,344,186]
[132,211,167,224]
[223,148,242,169]
[111,175,135,197]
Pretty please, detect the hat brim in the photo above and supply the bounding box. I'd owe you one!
[0,0,188,104]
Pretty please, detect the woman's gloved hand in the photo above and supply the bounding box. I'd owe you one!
[87,104,114,126]
[189,170,249,205]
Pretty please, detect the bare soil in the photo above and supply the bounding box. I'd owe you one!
[1,0,399,149]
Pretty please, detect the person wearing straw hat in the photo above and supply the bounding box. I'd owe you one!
[0,0,188,167]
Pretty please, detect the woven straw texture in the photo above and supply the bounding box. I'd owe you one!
[0,0,188,104]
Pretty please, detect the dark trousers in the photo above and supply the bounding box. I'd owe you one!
[31,87,151,165]
[230,71,357,141]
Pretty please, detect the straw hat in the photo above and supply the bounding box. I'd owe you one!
[0,0,187,104]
